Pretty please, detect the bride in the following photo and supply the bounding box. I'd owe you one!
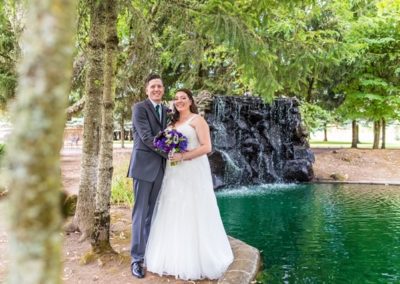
[145,88,233,280]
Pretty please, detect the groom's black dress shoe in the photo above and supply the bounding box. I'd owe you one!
[131,262,145,278]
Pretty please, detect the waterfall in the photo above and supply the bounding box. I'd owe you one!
[205,96,314,189]
[220,150,242,185]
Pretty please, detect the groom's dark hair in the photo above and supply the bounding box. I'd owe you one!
[145,73,162,86]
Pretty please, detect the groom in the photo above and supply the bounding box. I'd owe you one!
[127,74,168,278]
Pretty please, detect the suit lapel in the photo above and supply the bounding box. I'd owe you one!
[161,105,167,129]
[145,99,162,126]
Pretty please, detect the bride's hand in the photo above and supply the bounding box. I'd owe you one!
[169,152,184,162]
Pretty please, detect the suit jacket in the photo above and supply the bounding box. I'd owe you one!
[127,99,168,182]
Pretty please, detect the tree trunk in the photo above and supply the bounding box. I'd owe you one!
[5,1,76,283]
[381,118,386,149]
[372,120,381,149]
[91,0,118,254]
[356,124,360,143]
[306,77,314,103]
[73,0,106,241]
[351,120,358,148]
[323,123,328,142]
[120,115,125,149]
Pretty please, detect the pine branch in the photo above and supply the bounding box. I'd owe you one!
[0,52,15,62]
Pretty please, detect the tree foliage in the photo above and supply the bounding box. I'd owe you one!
[336,0,400,123]
[0,3,17,107]
[1,0,399,140]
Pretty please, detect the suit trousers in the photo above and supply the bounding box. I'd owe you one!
[130,164,164,263]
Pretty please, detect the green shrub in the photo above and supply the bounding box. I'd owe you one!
[111,176,133,206]
[111,160,133,206]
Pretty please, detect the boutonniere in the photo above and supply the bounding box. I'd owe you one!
[166,107,174,124]
[162,102,174,124]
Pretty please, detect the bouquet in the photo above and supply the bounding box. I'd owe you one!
[153,128,188,166]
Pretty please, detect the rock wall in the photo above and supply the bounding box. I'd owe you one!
[200,95,314,189]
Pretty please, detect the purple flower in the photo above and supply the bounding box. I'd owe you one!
[165,107,174,124]
[153,128,188,158]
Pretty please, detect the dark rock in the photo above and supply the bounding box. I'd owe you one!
[237,119,248,130]
[212,174,226,190]
[243,138,259,148]
[208,151,226,178]
[241,146,254,154]
[205,96,314,188]
[283,159,314,182]
[284,143,294,159]
[293,146,315,162]
[292,97,300,107]
[249,110,264,122]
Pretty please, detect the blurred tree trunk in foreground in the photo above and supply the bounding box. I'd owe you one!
[5,0,76,283]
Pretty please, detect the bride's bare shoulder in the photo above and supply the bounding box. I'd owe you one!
[191,114,205,123]
[191,115,209,128]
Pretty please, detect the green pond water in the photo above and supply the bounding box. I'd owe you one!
[216,183,400,283]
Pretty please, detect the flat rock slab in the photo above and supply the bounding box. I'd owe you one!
[145,237,261,284]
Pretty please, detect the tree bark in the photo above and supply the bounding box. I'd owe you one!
[91,0,118,254]
[351,120,358,148]
[373,120,381,149]
[356,124,360,143]
[120,115,125,149]
[66,96,85,120]
[323,123,328,142]
[5,1,76,283]
[381,118,386,149]
[306,76,314,103]
[73,0,106,241]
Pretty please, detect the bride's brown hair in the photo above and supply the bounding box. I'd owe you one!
[171,88,199,125]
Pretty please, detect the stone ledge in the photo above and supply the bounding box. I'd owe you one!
[311,180,400,186]
[217,236,260,284]
[147,236,261,284]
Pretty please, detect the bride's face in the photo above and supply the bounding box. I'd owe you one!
[174,91,192,113]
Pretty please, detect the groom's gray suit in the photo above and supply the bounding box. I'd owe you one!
[127,99,168,263]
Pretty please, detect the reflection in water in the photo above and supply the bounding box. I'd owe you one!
[217,184,400,283]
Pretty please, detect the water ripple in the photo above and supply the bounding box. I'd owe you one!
[217,184,400,283]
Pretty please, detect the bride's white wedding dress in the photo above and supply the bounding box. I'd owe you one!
[145,115,233,280]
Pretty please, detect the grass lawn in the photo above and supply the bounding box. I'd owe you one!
[310,140,400,149]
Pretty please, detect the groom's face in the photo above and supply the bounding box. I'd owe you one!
[146,78,164,104]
